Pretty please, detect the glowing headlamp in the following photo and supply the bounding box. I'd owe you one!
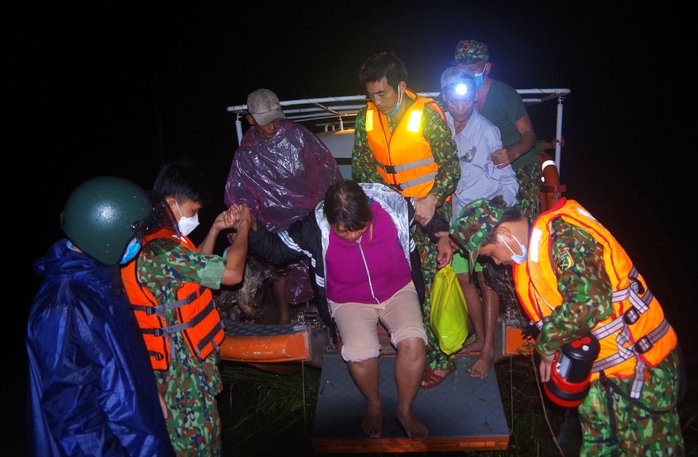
[455,83,468,96]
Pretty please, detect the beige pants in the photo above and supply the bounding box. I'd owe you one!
[329,281,427,362]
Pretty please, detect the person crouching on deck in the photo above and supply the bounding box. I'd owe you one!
[451,196,685,455]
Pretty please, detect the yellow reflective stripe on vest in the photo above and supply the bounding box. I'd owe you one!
[407,109,422,132]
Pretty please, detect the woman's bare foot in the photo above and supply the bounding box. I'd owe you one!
[397,410,428,441]
[360,402,383,438]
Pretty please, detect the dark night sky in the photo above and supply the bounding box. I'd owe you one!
[18,1,689,284]
[11,1,693,451]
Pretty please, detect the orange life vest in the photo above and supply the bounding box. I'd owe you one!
[514,198,677,395]
[365,89,445,198]
[122,228,225,371]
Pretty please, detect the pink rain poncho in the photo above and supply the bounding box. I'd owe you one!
[224,119,343,304]
[224,119,342,233]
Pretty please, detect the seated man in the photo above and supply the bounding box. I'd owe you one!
[224,88,342,324]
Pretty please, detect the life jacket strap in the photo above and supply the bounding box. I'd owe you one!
[148,350,166,361]
[376,157,435,174]
[194,319,224,360]
[592,318,671,399]
[611,267,652,313]
[592,265,653,339]
[386,172,437,193]
[131,289,198,316]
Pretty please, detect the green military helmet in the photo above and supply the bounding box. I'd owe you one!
[61,176,152,265]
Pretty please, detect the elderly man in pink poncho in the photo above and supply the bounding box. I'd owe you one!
[224,88,343,324]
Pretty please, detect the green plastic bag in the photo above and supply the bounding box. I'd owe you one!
[430,264,468,355]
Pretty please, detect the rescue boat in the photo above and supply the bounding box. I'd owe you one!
[219,88,570,453]
[221,88,569,365]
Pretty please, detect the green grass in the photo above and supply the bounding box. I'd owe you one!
[218,363,321,456]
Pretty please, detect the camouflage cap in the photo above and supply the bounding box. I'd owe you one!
[452,40,489,66]
[450,196,506,256]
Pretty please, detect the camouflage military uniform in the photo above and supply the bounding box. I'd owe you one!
[513,162,542,221]
[537,219,684,456]
[451,194,685,455]
[352,99,460,371]
[137,238,226,456]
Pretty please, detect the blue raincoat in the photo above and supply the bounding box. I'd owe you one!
[26,239,174,456]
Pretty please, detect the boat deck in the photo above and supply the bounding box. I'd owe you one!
[311,353,510,454]
[221,308,534,453]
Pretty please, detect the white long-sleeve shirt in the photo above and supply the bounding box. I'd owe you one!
[447,109,519,224]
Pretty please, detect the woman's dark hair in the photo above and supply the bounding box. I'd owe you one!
[323,180,373,231]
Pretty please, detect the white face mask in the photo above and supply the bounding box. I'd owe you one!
[498,233,528,265]
[175,201,200,236]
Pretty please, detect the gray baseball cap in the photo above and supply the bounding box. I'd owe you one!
[246,88,286,126]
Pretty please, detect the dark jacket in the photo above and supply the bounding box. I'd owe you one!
[248,182,449,329]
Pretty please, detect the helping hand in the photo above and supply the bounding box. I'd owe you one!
[436,233,453,267]
[491,147,516,168]
[233,203,255,229]
[414,194,437,226]
[538,352,555,383]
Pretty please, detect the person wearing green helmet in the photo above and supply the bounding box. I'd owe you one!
[27,176,175,456]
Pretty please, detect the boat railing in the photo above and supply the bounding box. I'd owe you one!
[227,88,571,174]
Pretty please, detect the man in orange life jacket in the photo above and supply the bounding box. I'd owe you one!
[451,196,685,455]
[122,159,252,456]
[352,51,459,389]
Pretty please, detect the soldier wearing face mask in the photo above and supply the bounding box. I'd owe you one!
[451,196,685,456]
[121,158,252,456]
[452,39,541,221]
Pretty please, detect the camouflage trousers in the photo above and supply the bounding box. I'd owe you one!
[157,346,223,456]
[415,207,458,372]
[514,161,543,221]
[577,348,684,456]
